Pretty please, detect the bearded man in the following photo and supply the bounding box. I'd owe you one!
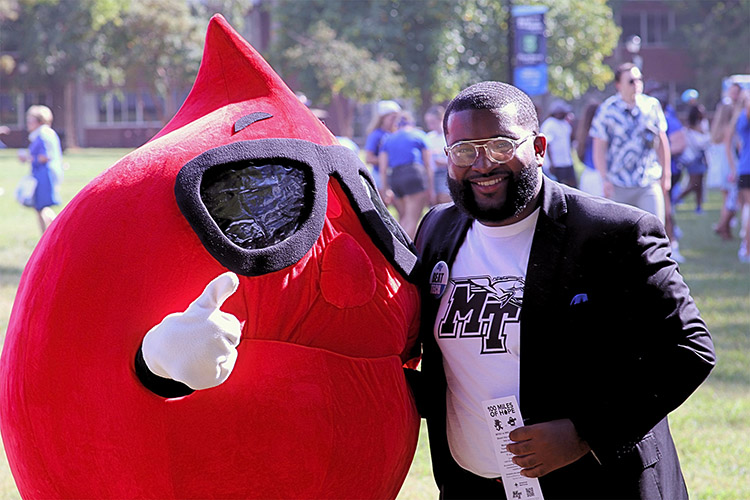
[406,81,715,499]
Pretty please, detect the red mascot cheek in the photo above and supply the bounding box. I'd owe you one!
[0,15,420,499]
[320,233,376,308]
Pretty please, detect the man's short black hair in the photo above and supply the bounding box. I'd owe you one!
[615,62,637,84]
[443,81,539,136]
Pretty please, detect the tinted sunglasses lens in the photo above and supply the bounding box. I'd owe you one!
[201,161,307,249]
[486,138,514,162]
[449,143,479,166]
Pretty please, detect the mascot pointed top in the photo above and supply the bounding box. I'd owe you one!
[155,14,297,140]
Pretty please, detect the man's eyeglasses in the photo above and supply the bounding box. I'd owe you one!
[175,138,417,280]
[444,134,535,167]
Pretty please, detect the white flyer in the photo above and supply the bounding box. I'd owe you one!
[481,395,544,500]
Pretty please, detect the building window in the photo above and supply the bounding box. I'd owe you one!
[23,92,50,112]
[621,13,641,43]
[0,93,18,126]
[142,92,160,123]
[0,92,51,127]
[112,94,123,123]
[94,91,164,125]
[620,10,675,47]
[646,12,671,45]
[126,93,138,122]
[97,94,109,123]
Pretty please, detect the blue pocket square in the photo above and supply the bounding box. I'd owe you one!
[570,293,589,305]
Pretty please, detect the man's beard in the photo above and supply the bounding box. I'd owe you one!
[447,164,539,223]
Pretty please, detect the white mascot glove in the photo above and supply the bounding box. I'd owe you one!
[142,272,242,390]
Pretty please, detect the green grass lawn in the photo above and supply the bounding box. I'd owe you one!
[0,148,748,499]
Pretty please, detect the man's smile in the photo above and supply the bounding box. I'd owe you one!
[468,171,511,195]
[473,177,505,187]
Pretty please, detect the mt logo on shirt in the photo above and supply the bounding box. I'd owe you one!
[437,276,523,355]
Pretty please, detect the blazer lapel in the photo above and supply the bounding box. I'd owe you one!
[525,178,567,307]
[520,178,567,420]
[434,206,473,267]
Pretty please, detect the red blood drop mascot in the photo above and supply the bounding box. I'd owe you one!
[0,15,420,499]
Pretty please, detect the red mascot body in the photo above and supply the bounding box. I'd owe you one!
[0,15,420,499]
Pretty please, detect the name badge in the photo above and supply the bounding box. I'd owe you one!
[429,261,449,298]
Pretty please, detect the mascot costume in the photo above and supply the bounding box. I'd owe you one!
[0,15,421,499]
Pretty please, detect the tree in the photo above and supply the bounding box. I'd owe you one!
[270,0,620,133]
[421,0,619,102]
[0,0,219,147]
[283,21,407,137]
[670,0,750,107]
[0,0,128,148]
[271,0,453,116]
[431,0,511,103]
[539,0,619,100]
[99,0,204,122]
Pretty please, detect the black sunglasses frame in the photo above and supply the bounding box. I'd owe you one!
[175,138,418,281]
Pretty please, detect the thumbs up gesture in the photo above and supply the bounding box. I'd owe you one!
[142,272,242,390]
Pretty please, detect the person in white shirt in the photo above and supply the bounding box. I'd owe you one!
[590,63,671,224]
[675,105,711,213]
[540,100,577,187]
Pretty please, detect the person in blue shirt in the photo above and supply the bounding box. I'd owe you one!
[378,111,434,238]
[20,105,63,233]
[648,83,687,262]
[730,90,750,262]
[364,100,401,192]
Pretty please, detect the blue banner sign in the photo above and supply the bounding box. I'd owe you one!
[512,5,548,95]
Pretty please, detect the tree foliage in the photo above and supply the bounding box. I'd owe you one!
[670,0,750,106]
[283,21,406,106]
[431,0,510,103]
[271,0,452,111]
[0,0,217,144]
[1,0,623,143]
[98,0,204,119]
[0,0,133,147]
[540,0,619,100]
[270,0,620,114]
[0,0,126,89]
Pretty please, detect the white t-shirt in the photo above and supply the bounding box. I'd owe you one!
[682,127,711,165]
[540,117,573,168]
[435,209,539,477]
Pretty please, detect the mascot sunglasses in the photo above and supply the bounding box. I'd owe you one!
[175,138,418,280]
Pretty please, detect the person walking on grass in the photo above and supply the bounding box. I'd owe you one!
[590,63,679,262]
[19,105,63,234]
[729,90,750,263]
[379,111,434,238]
[675,105,711,214]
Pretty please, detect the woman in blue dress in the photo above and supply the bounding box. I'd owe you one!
[22,105,63,233]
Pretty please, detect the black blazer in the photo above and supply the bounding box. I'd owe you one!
[409,178,715,499]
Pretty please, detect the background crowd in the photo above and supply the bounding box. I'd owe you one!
[357,69,750,264]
